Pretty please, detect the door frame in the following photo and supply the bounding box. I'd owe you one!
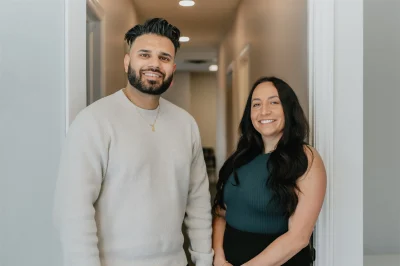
[308,0,334,265]
[86,0,105,105]
[64,0,104,132]
[225,64,234,156]
[308,0,363,265]
[65,1,364,264]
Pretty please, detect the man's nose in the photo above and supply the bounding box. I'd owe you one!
[148,56,161,68]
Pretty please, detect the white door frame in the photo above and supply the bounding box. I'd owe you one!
[308,0,335,264]
[86,0,105,105]
[65,0,85,132]
[65,1,364,264]
[237,44,250,123]
[65,0,104,133]
[87,0,104,20]
[308,0,363,265]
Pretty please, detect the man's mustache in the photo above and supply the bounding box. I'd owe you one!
[141,68,165,76]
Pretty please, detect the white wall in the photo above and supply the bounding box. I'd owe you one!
[216,46,228,171]
[163,71,192,112]
[216,0,308,170]
[220,0,309,111]
[364,0,400,256]
[98,0,138,96]
[163,71,218,151]
[0,1,66,265]
[0,0,139,265]
[67,0,138,128]
[190,72,217,151]
[331,0,364,264]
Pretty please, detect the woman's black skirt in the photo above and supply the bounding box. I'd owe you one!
[223,223,312,266]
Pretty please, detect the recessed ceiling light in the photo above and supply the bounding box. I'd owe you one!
[179,0,195,7]
[209,65,218,71]
[179,36,190,42]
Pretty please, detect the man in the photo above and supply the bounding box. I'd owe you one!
[54,18,213,266]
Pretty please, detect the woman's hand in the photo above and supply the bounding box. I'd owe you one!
[213,255,232,266]
[213,259,233,266]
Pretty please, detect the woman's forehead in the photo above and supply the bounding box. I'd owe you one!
[252,82,278,99]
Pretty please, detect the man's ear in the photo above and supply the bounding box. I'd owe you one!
[124,54,130,73]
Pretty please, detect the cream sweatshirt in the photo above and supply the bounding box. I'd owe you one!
[53,90,213,266]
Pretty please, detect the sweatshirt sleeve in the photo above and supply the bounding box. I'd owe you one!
[53,110,109,266]
[184,120,214,266]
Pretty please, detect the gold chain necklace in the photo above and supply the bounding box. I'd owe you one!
[135,104,160,132]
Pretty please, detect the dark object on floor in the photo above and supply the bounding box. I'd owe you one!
[203,147,216,172]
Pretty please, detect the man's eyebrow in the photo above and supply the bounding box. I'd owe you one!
[137,50,172,59]
[159,52,172,58]
[137,49,151,53]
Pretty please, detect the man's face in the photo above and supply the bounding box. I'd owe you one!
[124,34,176,95]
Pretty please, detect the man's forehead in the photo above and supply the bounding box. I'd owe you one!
[131,34,175,54]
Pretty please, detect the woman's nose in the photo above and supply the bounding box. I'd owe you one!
[261,105,272,115]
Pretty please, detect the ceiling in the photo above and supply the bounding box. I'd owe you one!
[132,0,241,71]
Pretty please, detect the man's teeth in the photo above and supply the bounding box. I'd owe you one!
[144,73,161,77]
[260,119,274,124]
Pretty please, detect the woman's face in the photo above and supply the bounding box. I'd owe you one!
[250,82,285,143]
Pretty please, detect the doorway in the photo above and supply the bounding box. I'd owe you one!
[225,68,234,156]
[86,0,104,105]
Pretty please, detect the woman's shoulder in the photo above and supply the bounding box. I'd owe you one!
[303,144,320,160]
[301,144,326,179]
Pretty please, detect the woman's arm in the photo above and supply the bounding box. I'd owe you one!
[212,206,233,266]
[243,146,327,266]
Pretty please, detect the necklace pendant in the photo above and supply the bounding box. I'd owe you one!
[151,125,155,132]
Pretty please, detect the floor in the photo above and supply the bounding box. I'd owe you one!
[364,255,400,266]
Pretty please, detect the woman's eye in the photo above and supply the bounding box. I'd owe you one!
[252,103,260,107]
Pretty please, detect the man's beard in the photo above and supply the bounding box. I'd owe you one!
[127,64,173,95]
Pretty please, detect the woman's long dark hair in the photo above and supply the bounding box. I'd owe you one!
[213,77,311,218]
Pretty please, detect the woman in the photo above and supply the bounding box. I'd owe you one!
[212,77,326,266]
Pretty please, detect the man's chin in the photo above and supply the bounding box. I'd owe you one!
[139,87,164,95]
[142,77,162,84]
[143,82,161,90]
